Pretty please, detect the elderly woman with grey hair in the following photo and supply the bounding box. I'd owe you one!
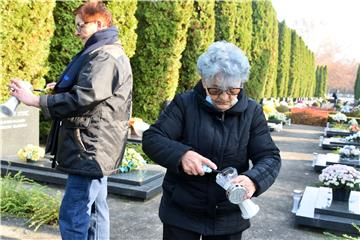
[142,41,281,240]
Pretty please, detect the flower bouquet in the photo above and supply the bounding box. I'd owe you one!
[17,144,45,162]
[349,124,360,133]
[345,132,360,143]
[338,145,360,159]
[319,164,360,192]
[119,147,147,173]
[330,112,347,123]
[268,112,287,123]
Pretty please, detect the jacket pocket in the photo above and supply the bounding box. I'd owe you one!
[74,128,87,151]
[171,181,208,213]
[62,117,91,129]
[62,117,92,153]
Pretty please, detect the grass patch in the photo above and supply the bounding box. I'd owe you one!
[0,172,61,231]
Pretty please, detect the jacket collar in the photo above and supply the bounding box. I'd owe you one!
[194,81,249,115]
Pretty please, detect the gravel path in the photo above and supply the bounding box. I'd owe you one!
[0,124,332,240]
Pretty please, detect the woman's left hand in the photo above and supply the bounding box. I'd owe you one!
[231,175,256,199]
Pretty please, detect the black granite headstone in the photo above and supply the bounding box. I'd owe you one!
[295,186,360,234]
[324,127,352,137]
[314,153,360,172]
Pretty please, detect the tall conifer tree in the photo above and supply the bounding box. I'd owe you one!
[354,65,360,100]
[177,0,215,93]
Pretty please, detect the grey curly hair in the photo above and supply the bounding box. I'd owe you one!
[197,41,250,88]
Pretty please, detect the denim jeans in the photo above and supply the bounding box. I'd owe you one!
[59,174,109,240]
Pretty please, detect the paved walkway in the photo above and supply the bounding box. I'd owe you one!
[1,124,331,240]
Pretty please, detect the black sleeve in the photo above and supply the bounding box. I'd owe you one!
[142,95,192,173]
[40,50,119,119]
[243,104,281,196]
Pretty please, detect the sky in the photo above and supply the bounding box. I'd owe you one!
[272,0,360,62]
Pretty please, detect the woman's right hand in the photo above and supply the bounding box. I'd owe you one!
[180,150,217,176]
[46,82,56,90]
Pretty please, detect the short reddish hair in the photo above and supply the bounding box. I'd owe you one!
[74,1,112,27]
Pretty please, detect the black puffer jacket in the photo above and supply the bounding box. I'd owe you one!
[142,81,281,235]
[40,43,132,177]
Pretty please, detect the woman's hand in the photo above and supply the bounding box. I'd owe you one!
[46,82,56,90]
[181,150,217,176]
[9,78,40,108]
[231,175,256,199]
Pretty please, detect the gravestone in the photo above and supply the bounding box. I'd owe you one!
[323,127,352,137]
[0,157,165,200]
[295,186,360,234]
[320,137,360,150]
[0,104,39,158]
[313,153,360,172]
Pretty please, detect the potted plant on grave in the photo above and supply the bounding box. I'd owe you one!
[318,164,360,201]
[338,145,360,159]
[267,112,287,124]
[329,112,348,129]
[345,132,360,143]
[348,118,360,133]
[17,144,45,163]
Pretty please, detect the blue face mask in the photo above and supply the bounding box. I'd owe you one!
[205,95,213,105]
[205,96,239,108]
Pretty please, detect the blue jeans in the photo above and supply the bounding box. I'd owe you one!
[59,174,109,240]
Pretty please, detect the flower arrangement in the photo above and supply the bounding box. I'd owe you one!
[345,132,360,143]
[119,147,147,173]
[262,104,276,115]
[338,145,360,158]
[349,124,360,133]
[330,112,347,123]
[319,164,360,191]
[268,112,287,122]
[17,144,45,162]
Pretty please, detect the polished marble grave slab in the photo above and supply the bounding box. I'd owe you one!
[0,156,164,200]
[313,153,360,172]
[295,186,360,234]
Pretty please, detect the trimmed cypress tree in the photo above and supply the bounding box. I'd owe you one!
[214,1,236,42]
[246,1,277,100]
[177,0,215,93]
[355,65,360,100]
[45,0,83,84]
[276,21,291,97]
[315,65,328,97]
[0,0,55,102]
[131,1,193,123]
[288,31,300,97]
[267,8,278,98]
[321,65,328,97]
[234,1,252,58]
[107,0,138,58]
[314,66,321,97]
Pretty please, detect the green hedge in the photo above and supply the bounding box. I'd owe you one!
[177,0,215,93]
[246,1,278,100]
[355,65,360,100]
[276,21,291,97]
[107,0,138,58]
[234,1,253,59]
[45,0,83,84]
[0,0,55,102]
[214,1,236,42]
[131,1,193,123]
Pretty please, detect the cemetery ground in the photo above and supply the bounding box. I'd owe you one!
[0,124,348,240]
